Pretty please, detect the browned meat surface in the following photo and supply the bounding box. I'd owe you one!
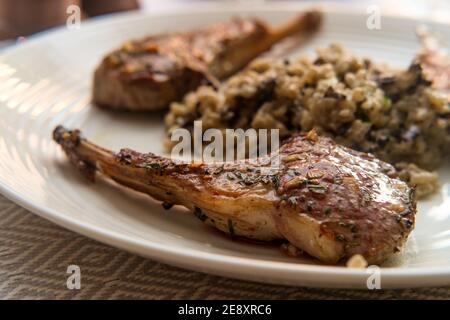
[93,10,322,111]
[53,126,415,265]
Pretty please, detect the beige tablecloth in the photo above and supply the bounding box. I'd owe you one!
[0,194,449,300]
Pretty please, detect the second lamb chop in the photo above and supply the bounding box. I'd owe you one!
[53,126,415,265]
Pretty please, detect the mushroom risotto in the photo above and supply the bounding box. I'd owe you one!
[165,44,450,198]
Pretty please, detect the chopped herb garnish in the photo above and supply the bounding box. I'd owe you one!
[226,172,236,180]
[146,162,163,170]
[228,219,235,239]
[306,170,324,180]
[287,197,298,206]
[355,107,370,123]
[285,176,307,189]
[383,96,392,108]
[283,154,302,163]
[305,129,318,142]
[338,222,358,233]
[286,169,296,177]
[162,202,173,210]
[307,183,327,194]
[271,175,280,188]
[234,171,247,180]
[334,177,344,184]
[193,207,208,222]
[213,165,224,175]
[405,220,413,229]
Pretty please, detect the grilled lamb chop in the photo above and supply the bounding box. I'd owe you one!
[93,10,322,111]
[53,126,415,265]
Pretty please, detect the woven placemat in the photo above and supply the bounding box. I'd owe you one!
[0,194,449,300]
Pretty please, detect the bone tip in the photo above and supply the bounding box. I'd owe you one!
[53,125,96,182]
[53,125,67,144]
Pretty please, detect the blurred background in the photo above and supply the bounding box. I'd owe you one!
[0,0,449,49]
[0,0,140,41]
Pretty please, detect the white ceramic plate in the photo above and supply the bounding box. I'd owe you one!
[0,6,449,289]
